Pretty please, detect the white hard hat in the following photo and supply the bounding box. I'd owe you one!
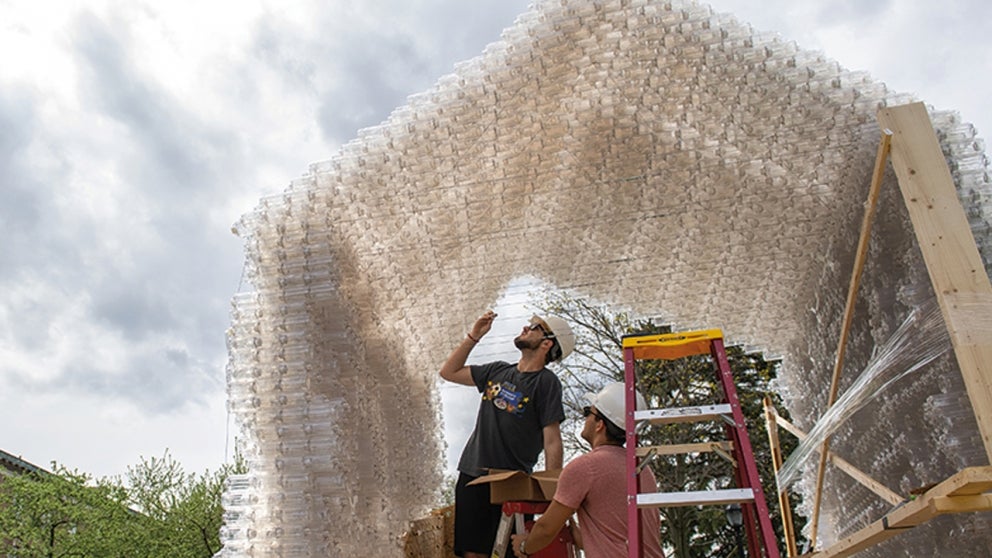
[532,314,575,362]
[584,382,646,429]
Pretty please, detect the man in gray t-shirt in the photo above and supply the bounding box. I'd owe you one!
[439,310,574,558]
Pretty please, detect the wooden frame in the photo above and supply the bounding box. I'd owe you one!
[810,467,992,557]
[776,102,992,557]
[877,103,992,463]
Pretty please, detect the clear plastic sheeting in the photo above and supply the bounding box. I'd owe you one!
[221,0,992,556]
[776,299,950,490]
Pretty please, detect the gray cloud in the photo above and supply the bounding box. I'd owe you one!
[813,0,891,26]
[7,344,221,414]
[0,90,42,236]
[0,10,247,410]
[90,280,178,340]
[70,12,214,194]
[249,0,532,144]
[0,88,85,280]
[316,39,431,140]
[0,88,99,366]
[62,11,248,350]
[1,286,54,354]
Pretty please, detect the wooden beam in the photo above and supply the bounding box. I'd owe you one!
[810,129,893,546]
[764,397,800,557]
[940,465,992,496]
[775,415,903,506]
[805,467,992,558]
[877,102,992,464]
[931,494,992,513]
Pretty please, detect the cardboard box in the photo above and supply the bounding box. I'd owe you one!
[402,506,454,558]
[467,469,561,504]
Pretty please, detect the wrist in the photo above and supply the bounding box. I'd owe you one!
[466,332,480,343]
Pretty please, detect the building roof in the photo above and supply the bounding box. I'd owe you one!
[0,448,48,477]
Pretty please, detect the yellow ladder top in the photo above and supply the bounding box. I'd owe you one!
[621,328,724,361]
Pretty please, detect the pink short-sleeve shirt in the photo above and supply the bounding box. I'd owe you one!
[553,445,664,558]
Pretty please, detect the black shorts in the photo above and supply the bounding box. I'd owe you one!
[453,472,503,556]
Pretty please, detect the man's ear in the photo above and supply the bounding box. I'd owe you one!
[594,417,606,434]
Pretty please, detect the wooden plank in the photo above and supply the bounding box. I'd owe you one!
[776,415,904,506]
[806,518,906,558]
[931,494,992,513]
[882,467,992,525]
[938,465,992,496]
[810,129,893,547]
[765,398,799,557]
[877,102,992,464]
[637,488,754,508]
[805,467,992,558]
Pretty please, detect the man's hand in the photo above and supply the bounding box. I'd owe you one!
[508,500,575,556]
[509,532,528,557]
[439,310,498,385]
[470,310,497,341]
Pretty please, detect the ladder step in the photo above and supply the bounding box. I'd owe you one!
[636,441,733,457]
[637,488,755,508]
[635,404,732,424]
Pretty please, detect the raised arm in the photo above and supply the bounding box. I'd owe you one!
[439,310,497,386]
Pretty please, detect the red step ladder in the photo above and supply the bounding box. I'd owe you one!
[491,501,577,558]
[622,329,781,558]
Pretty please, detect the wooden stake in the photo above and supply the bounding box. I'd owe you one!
[764,396,799,557]
[810,129,893,547]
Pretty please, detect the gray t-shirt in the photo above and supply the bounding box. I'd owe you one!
[457,361,565,476]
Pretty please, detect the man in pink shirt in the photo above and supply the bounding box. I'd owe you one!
[510,382,665,558]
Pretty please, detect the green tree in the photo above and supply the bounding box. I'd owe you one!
[0,451,247,558]
[538,291,807,557]
[123,450,248,558]
[0,465,150,557]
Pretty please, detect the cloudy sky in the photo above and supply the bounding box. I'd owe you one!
[2,0,989,480]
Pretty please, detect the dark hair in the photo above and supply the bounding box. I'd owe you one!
[602,417,626,446]
[544,338,562,364]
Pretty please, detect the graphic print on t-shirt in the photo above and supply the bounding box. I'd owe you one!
[483,380,529,416]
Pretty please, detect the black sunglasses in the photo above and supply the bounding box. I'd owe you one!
[527,322,558,341]
[582,406,604,420]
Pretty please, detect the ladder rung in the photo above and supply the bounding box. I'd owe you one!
[637,488,755,508]
[636,404,732,424]
[636,441,733,457]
